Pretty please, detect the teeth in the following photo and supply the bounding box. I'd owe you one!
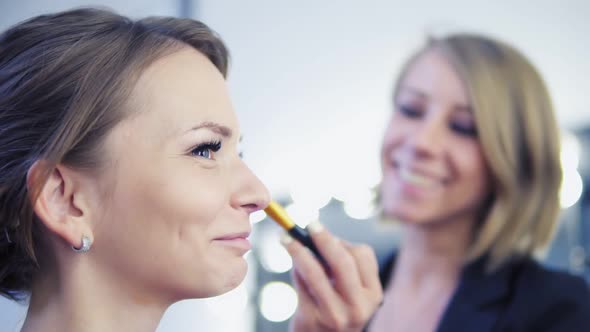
[399,168,435,187]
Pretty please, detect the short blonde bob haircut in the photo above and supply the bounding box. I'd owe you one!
[389,34,562,271]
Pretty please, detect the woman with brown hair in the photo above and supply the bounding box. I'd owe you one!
[0,8,382,332]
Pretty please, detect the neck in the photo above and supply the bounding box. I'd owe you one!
[21,253,169,332]
[393,215,475,288]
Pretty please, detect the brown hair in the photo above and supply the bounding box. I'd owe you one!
[389,34,562,271]
[0,7,229,301]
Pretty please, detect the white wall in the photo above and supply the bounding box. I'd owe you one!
[198,0,590,200]
[0,0,178,30]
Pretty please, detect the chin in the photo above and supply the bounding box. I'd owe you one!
[173,259,248,300]
[210,258,248,296]
[383,204,430,225]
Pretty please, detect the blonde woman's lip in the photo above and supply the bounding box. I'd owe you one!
[398,167,440,187]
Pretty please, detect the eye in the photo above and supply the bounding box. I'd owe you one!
[190,140,222,160]
[397,104,424,118]
[450,122,478,137]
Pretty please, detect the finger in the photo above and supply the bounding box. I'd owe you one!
[346,243,383,301]
[342,242,380,289]
[291,267,316,314]
[292,268,349,332]
[283,233,346,315]
[336,242,383,328]
[306,222,364,304]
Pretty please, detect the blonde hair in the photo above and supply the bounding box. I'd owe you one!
[391,34,562,271]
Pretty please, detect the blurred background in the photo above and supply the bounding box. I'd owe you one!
[0,0,588,331]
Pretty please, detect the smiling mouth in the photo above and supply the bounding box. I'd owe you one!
[214,232,250,241]
[212,232,251,252]
[398,167,439,187]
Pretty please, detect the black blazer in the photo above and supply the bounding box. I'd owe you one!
[374,253,590,332]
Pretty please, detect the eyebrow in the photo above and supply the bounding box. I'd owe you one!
[397,86,429,99]
[186,121,233,138]
[397,86,473,112]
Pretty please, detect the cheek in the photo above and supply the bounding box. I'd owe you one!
[381,118,407,158]
[95,157,230,250]
[383,114,406,140]
[90,164,236,295]
[126,168,230,249]
[453,146,490,198]
[157,169,228,223]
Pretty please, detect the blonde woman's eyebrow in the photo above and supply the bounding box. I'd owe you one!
[397,86,429,99]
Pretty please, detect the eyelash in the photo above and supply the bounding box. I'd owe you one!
[190,140,222,160]
[398,105,423,118]
[450,123,478,137]
[397,104,477,137]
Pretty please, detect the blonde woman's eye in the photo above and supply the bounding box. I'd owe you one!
[190,140,221,159]
[450,123,478,137]
[397,104,424,118]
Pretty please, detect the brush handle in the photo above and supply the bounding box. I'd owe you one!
[288,225,328,268]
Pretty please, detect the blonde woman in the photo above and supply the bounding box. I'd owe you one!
[285,34,590,332]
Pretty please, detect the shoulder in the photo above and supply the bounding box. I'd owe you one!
[505,258,590,331]
[513,259,589,304]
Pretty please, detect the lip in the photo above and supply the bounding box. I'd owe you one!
[212,232,252,252]
[214,231,251,241]
[383,160,445,199]
[387,154,450,183]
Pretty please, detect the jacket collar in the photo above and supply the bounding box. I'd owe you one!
[436,256,517,332]
[379,253,517,332]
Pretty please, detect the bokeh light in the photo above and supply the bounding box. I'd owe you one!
[560,169,583,209]
[560,132,583,209]
[258,230,293,273]
[259,282,298,322]
[285,203,319,228]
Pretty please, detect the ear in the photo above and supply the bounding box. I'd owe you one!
[28,160,94,251]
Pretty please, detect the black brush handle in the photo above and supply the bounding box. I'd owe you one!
[288,225,328,269]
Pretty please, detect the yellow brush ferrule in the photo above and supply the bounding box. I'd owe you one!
[264,201,295,230]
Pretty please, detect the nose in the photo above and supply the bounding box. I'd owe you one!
[405,112,446,159]
[230,160,270,214]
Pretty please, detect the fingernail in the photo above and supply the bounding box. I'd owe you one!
[280,233,294,246]
[306,220,324,234]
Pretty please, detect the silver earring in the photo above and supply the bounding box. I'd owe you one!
[72,235,92,253]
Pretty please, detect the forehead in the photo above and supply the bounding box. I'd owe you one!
[399,49,469,104]
[124,46,238,136]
